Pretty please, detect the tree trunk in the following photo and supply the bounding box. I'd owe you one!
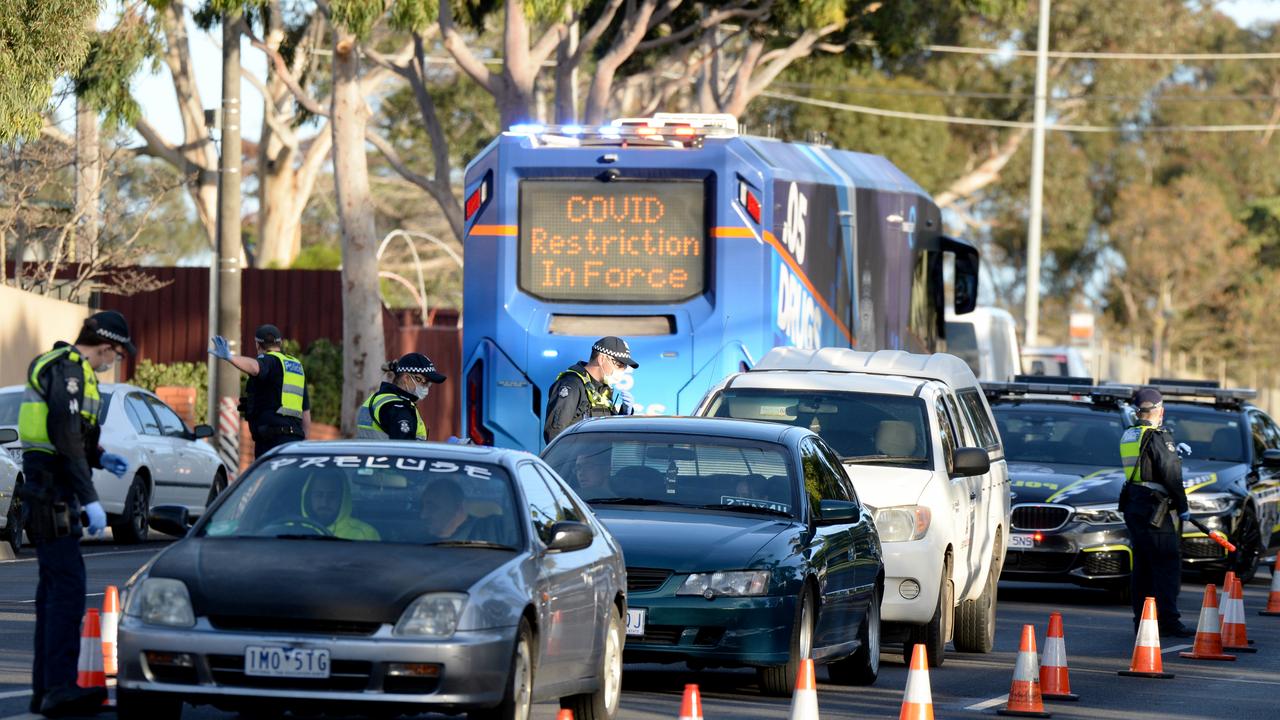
[332,27,384,435]
[74,96,100,264]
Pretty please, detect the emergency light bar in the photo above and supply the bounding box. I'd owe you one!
[505,113,739,148]
[1102,382,1257,405]
[983,380,1131,402]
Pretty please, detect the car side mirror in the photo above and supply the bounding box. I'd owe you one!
[1262,449,1280,469]
[546,521,593,552]
[951,447,990,478]
[192,425,215,439]
[150,505,193,538]
[0,428,16,444]
[817,499,860,525]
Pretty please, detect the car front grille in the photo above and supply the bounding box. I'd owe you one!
[207,655,372,691]
[207,616,382,636]
[627,567,673,594]
[1183,537,1228,559]
[636,625,683,645]
[1083,550,1130,576]
[1012,504,1072,531]
[1005,551,1075,573]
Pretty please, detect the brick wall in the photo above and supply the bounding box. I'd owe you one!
[155,387,198,428]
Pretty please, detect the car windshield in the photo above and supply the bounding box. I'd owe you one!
[198,453,522,547]
[543,432,797,517]
[993,407,1126,466]
[0,391,20,426]
[703,389,931,468]
[1161,406,1247,463]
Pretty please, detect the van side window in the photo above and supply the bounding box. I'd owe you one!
[958,388,1000,450]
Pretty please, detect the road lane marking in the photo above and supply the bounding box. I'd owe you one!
[0,548,159,565]
[15,593,103,605]
[965,695,1009,710]
[1162,643,1192,654]
[0,689,32,699]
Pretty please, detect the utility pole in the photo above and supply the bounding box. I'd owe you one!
[212,9,244,471]
[1024,0,1051,347]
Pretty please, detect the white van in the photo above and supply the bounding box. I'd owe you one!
[1021,346,1090,378]
[945,307,1021,382]
[696,348,1010,667]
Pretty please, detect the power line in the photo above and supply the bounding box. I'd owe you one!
[857,40,1280,61]
[771,81,1280,103]
[760,90,1280,133]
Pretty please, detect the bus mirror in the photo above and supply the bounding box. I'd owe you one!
[942,235,980,315]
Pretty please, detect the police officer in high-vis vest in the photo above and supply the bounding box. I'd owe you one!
[543,336,638,444]
[209,324,310,459]
[356,353,446,440]
[1119,387,1194,637]
[20,311,134,716]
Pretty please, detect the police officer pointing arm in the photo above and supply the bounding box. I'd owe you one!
[543,336,638,444]
[356,353,446,440]
[210,325,311,459]
[20,311,134,716]
[1119,387,1193,637]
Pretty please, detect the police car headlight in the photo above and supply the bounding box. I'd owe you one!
[394,593,467,637]
[1074,504,1123,526]
[874,506,931,542]
[126,578,195,628]
[1187,493,1236,514]
[677,571,771,598]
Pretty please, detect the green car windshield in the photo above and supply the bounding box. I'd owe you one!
[545,433,798,518]
[198,453,522,547]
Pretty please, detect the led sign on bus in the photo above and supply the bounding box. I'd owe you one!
[519,180,706,302]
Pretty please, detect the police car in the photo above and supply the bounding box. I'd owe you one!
[984,377,1135,591]
[1132,380,1280,581]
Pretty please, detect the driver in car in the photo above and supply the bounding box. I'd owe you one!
[572,451,613,497]
[421,477,492,543]
[300,472,381,541]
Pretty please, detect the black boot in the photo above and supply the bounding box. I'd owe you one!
[38,685,107,717]
[29,691,42,714]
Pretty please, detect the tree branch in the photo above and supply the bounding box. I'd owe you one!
[439,0,495,93]
[246,27,330,118]
[243,70,301,154]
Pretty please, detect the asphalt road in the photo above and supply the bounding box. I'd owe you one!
[2,538,1279,719]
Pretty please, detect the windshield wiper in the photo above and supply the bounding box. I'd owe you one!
[425,540,516,550]
[841,454,927,465]
[273,534,352,542]
[588,497,680,506]
[692,503,793,518]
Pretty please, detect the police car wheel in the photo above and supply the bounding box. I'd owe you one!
[1234,509,1263,583]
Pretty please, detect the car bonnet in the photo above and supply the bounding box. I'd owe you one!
[1006,462,1125,506]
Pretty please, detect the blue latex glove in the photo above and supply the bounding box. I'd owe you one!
[209,335,233,361]
[613,389,635,416]
[1179,510,1192,521]
[84,501,107,536]
[100,452,128,478]
[446,436,471,445]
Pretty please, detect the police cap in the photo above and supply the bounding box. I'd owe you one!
[1132,387,1164,410]
[393,352,446,383]
[254,324,283,344]
[87,311,136,356]
[593,336,639,369]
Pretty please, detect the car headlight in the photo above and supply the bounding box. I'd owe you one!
[874,506,931,542]
[677,571,771,598]
[394,593,467,637]
[1074,504,1124,526]
[124,578,195,628]
[1187,493,1236,514]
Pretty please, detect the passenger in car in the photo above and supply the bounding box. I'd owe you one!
[421,477,484,542]
[300,472,381,540]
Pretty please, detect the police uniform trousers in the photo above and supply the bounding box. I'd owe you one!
[1123,494,1182,631]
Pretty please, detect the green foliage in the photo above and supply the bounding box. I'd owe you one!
[132,360,210,422]
[75,14,159,128]
[0,0,98,142]
[290,243,342,269]
[298,338,343,427]
[389,0,438,32]
[331,0,384,38]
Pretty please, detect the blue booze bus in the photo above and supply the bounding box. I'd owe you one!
[460,114,979,451]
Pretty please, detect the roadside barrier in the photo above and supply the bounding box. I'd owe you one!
[1039,612,1078,701]
[679,683,703,720]
[1261,555,1280,616]
[102,585,120,676]
[76,608,107,698]
[898,643,934,720]
[1180,584,1236,661]
[1119,597,1174,678]
[1222,576,1258,653]
[997,624,1051,717]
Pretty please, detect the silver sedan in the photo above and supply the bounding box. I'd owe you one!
[116,441,627,720]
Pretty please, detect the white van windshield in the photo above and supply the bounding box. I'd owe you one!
[706,390,932,468]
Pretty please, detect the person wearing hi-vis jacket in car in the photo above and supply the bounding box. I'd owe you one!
[543,336,639,443]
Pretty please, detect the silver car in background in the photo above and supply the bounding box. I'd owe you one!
[116,441,627,720]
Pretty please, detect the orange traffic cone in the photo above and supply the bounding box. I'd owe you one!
[102,585,120,676]
[77,608,106,692]
[678,683,703,720]
[1039,613,1077,701]
[1261,556,1280,616]
[1179,584,1236,661]
[1222,576,1258,653]
[997,625,1050,717]
[556,711,574,720]
[789,658,818,720]
[1118,597,1174,678]
[899,644,934,720]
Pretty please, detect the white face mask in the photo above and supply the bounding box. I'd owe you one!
[602,366,625,387]
[413,380,430,401]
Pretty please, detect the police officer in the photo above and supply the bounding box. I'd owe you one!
[1119,387,1194,637]
[543,336,638,443]
[19,311,134,716]
[209,324,311,458]
[356,353,445,440]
